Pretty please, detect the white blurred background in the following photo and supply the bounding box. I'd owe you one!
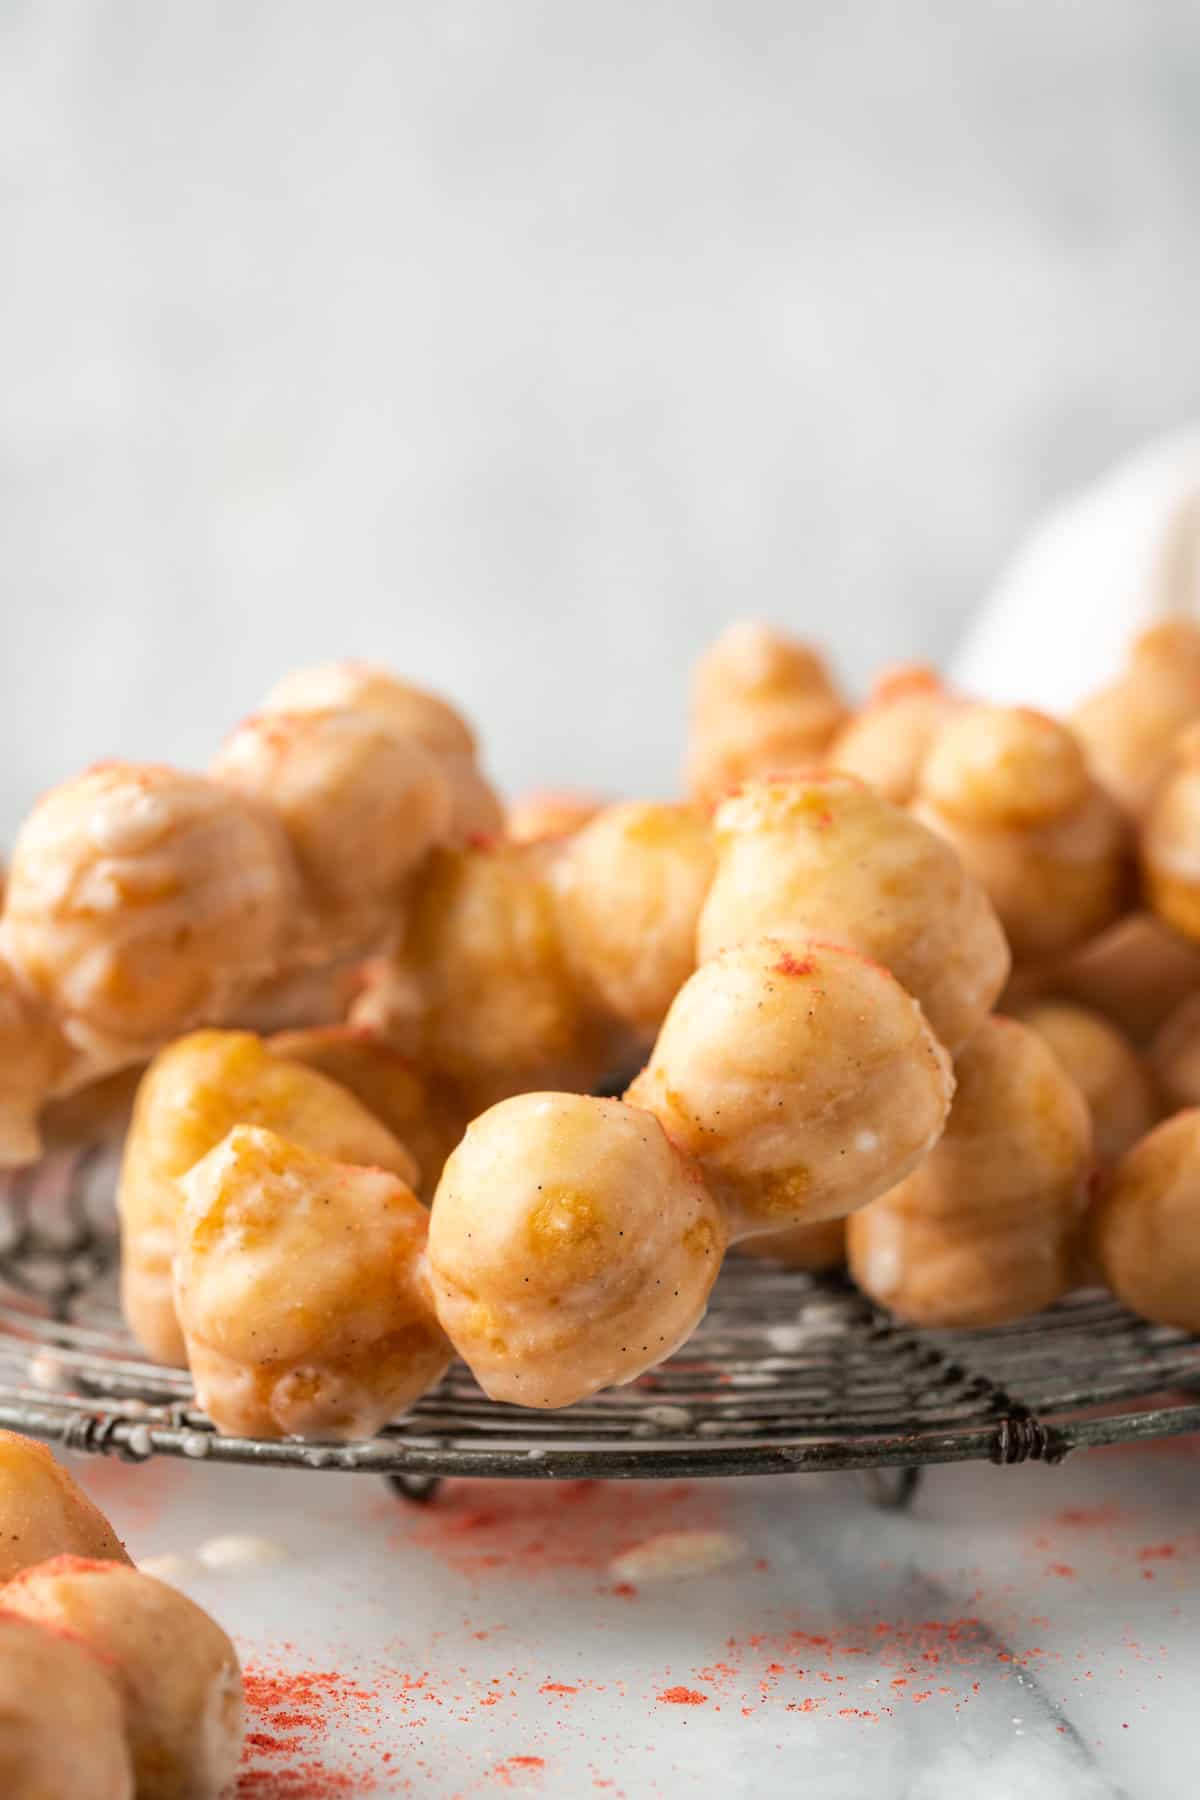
[2,0,1199,830]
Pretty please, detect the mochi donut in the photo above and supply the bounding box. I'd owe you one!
[118,1029,419,1364]
[625,937,954,1236]
[175,1125,450,1440]
[427,1093,727,1408]
[847,1016,1092,1327]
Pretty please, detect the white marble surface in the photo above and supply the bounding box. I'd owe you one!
[3,3,1200,827]
[68,1434,1198,1797]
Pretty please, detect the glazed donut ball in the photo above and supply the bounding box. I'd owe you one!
[0,1611,133,1800]
[1142,723,1200,942]
[1089,1110,1200,1331]
[626,938,953,1236]
[1011,1000,1158,1169]
[261,660,504,844]
[687,620,847,805]
[0,958,63,1166]
[847,1016,1092,1327]
[118,1029,420,1365]
[913,706,1129,963]
[0,764,294,1069]
[733,1216,846,1272]
[428,1093,727,1408]
[507,789,604,843]
[828,665,956,805]
[4,1556,244,1800]
[1007,910,1200,1045]
[553,803,715,1042]
[0,1432,129,1582]
[1072,620,1200,815]
[176,1125,451,1440]
[212,707,451,958]
[697,776,1008,1052]
[395,842,611,1105]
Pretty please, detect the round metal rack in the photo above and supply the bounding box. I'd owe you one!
[2,1153,1199,1504]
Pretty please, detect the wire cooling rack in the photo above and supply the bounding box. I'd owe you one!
[2,1153,1200,1501]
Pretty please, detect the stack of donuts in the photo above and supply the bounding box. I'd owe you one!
[5,618,1200,1440]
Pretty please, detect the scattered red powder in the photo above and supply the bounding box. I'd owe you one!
[398,1478,726,1580]
[658,1687,709,1706]
[540,1683,578,1695]
[1055,1505,1125,1529]
[490,1758,546,1788]
[1137,1544,1179,1562]
[774,952,815,977]
[1045,1564,1077,1579]
[237,1665,388,1797]
[238,1769,374,1797]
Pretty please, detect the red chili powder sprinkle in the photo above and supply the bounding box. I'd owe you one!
[774,952,815,977]
[540,1683,579,1695]
[1046,1564,1077,1579]
[1055,1505,1125,1529]
[658,1687,709,1706]
[238,1666,386,1797]
[491,1759,547,1788]
[238,1772,371,1797]
[1137,1544,1179,1561]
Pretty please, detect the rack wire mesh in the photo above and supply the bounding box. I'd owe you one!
[2,1151,1199,1489]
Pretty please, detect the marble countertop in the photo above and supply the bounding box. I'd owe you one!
[68,1429,1197,1798]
